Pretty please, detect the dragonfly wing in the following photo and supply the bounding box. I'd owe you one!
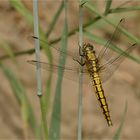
[97,19,124,63]
[99,43,136,83]
[31,36,79,61]
[99,60,119,83]
[28,60,90,83]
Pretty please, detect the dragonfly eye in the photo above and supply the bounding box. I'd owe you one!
[82,43,94,54]
[85,43,94,51]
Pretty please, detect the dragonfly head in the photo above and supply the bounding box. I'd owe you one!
[82,43,95,53]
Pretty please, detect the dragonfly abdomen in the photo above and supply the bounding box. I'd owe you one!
[82,43,113,126]
[91,71,113,126]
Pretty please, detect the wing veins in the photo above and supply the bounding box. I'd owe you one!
[98,18,124,61]
[101,43,136,68]
[32,36,77,59]
[99,43,136,82]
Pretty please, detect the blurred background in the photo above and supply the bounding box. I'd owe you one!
[0,0,140,139]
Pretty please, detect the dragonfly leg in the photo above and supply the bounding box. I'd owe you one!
[78,42,86,57]
[73,58,86,66]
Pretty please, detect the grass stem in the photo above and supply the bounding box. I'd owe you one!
[77,1,84,140]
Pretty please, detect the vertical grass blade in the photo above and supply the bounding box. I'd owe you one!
[10,0,33,26]
[77,1,84,140]
[0,63,39,139]
[33,0,42,96]
[104,0,112,15]
[113,102,127,140]
[49,0,68,139]
[33,1,48,139]
[46,0,64,37]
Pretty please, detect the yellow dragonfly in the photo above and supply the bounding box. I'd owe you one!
[28,19,136,126]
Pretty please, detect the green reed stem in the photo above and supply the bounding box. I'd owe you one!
[78,1,84,140]
[49,0,68,139]
[33,0,42,96]
[104,0,112,15]
[46,0,64,37]
[33,0,48,139]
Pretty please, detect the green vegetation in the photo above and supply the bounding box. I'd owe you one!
[0,0,140,139]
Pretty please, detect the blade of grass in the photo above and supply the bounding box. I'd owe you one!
[110,6,140,13]
[46,0,64,37]
[112,101,127,140]
[10,0,33,26]
[77,1,84,140]
[0,63,39,139]
[49,0,68,139]
[84,31,140,64]
[33,1,48,139]
[33,0,42,96]
[0,41,16,62]
[80,0,88,6]
[104,0,112,15]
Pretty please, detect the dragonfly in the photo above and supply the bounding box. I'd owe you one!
[28,19,136,126]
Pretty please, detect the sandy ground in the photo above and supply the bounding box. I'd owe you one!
[0,0,140,140]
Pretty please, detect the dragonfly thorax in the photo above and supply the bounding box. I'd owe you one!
[82,43,95,52]
[82,43,96,60]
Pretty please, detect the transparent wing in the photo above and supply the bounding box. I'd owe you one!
[28,60,79,72]
[99,43,136,83]
[28,36,91,83]
[27,60,90,83]
[30,36,79,61]
[98,19,125,63]
[29,22,135,84]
